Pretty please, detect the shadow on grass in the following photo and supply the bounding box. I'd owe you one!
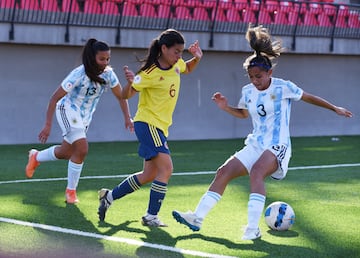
[176,232,318,258]
[99,220,186,257]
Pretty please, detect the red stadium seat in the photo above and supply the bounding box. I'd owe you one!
[264,0,279,13]
[145,0,169,5]
[226,8,242,22]
[335,7,348,28]
[279,1,293,12]
[234,0,248,11]
[186,0,202,8]
[139,3,157,17]
[273,11,289,25]
[323,4,337,16]
[41,0,60,12]
[242,9,257,23]
[317,12,333,27]
[175,6,192,19]
[203,0,217,9]
[157,4,172,18]
[308,3,322,15]
[288,11,299,25]
[102,1,120,15]
[0,0,17,8]
[302,12,318,26]
[62,0,80,12]
[248,0,260,11]
[335,16,348,28]
[212,7,227,21]
[193,7,210,21]
[84,0,102,14]
[348,12,360,28]
[219,0,234,10]
[122,2,138,16]
[338,4,350,17]
[22,0,40,10]
[258,9,273,24]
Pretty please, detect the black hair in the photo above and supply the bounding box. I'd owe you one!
[243,25,283,71]
[82,38,110,84]
[137,29,185,73]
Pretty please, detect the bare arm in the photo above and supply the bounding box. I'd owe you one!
[38,86,67,143]
[184,40,203,74]
[301,91,353,117]
[212,92,249,118]
[111,85,134,132]
[121,66,138,99]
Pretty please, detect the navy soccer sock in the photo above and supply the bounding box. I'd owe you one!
[112,175,141,200]
[147,180,167,216]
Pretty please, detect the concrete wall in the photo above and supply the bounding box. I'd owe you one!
[0,27,359,144]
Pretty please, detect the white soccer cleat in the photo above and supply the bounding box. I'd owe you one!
[98,188,111,221]
[242,226,261,240]
[172,210,202,231]
[141,215,167,227]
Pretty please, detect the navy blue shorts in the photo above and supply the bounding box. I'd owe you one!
[134,121,170,160]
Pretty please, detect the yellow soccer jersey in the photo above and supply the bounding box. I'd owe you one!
[132,58,186,137]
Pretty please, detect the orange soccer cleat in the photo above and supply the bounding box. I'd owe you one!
[25,149,40,178]
[65,188,79,204]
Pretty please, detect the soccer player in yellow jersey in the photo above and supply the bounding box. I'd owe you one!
[97,29,203,226]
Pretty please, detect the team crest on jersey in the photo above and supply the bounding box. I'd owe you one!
[159,76,164,81]
[175,67,180,75]
[64,82,72,91]
[134,75,141,84]
[72,118,77,124]
[270,94,276,100]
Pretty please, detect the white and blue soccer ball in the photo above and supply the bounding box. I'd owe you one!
[264,201,295,231]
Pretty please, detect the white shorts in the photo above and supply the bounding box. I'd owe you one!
[55,103,87,144]
[233,142,291,180]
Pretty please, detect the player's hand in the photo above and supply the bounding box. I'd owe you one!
[125,118,134,133]
[335,106,353,118]
[38,125,51,144]
[123,66,134,84]
[212,92,228,110]
[188,40,203,60]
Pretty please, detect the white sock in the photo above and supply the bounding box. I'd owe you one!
[107,190,113,203]
[247,193,266,229]
[36,145,59,162]
[194,191,221,219]
[67,160,83,190]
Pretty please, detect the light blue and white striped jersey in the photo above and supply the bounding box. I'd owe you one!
[238,77,303,150]
[58,65,119,126]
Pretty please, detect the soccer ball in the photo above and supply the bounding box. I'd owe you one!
[264,201,295,231]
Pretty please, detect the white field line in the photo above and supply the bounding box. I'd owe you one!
[0,163,359,257]
[0,217,237,258]
[1,163,359,185]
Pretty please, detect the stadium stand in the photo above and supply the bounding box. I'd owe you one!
[0,0,359,41]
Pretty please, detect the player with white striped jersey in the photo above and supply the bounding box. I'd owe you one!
[172,25,352,240]
[58,64,119,128]
[25,39,133,204]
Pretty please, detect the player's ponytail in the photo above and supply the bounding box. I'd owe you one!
[243,25,283,71]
